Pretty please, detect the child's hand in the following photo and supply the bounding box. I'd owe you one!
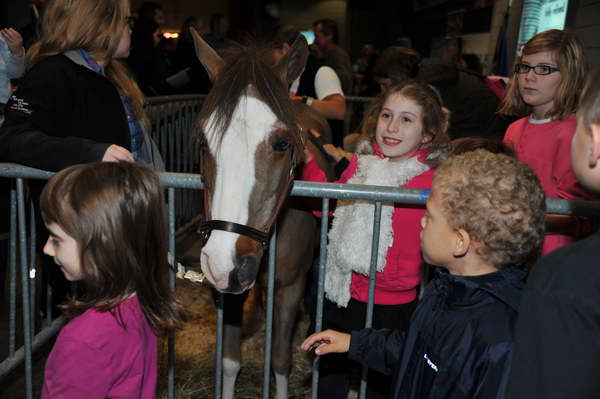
[308,129,353,162]
[0,28,24,58]
[300,329,351,355]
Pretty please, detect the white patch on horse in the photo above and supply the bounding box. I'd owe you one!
[274,373,288,399]
[222,357,241,399]
[201,93,279,289]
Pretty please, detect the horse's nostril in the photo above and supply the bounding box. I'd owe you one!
[236,255,259,287]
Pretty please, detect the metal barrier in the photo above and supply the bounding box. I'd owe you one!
[144,94,206,232]
[3,162,600,399]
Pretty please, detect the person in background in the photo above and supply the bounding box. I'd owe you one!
[302,149,546,399]
[507,66,600,399]
[40,162,185,398]
[0,0,162,171]
[372,45,505,140]
[0,28,25,126]
[203,13,235,57]
[128,1,170,95]
[0,27,25,306]
[499,29,599,256]
[169,16,212,94]
[271,26,346,121]
[313,18,353,95]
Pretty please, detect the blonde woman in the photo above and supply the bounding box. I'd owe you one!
[0,0,162,171]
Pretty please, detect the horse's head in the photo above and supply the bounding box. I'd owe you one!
[191,28,308,293]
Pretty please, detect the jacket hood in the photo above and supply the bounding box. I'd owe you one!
[432,267,526,312]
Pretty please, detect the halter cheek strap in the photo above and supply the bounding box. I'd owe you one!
[198,139,298,248]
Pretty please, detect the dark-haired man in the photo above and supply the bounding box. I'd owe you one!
[313,18,352,95]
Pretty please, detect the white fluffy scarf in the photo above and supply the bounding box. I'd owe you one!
[325,154,429,307]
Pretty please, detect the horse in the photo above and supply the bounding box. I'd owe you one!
[190,29,335,398]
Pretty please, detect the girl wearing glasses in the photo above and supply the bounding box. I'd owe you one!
[499,29,599,256]
[0,0,162,171]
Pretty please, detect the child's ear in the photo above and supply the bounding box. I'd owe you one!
[453,228,470,257]
[590,124,600,167]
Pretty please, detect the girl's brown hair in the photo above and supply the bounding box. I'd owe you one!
[27,0,148,126]
[499,29,587,120]
[40,162,185,332]
[360,79,450,146]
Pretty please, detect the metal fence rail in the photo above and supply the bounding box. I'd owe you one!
[2,162,600,399]
[144,94,206,233]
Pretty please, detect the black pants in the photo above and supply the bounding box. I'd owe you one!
[317,297,417,399]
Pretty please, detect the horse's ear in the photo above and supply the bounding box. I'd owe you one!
[190,26,224,82]
[274,34,308,86]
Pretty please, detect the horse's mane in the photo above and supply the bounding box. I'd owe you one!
[197,41,301,151]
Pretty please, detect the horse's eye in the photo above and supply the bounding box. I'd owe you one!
[273,139,290,152]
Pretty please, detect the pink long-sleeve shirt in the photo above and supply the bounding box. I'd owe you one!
[302,145,433,305]
[504,114,600,256]
[42,296,157,399]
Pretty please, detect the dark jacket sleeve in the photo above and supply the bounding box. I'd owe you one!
[347,328,405,375]
[0,59,110,171]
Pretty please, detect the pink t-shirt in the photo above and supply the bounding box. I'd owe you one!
[302,145,432,305]
[504,114,600,255]
[42,296,157,399]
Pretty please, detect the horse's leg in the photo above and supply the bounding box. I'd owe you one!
[272,270,309,399]
[242,283,264,338]
[271,208,316,399]
[219,292,247,399]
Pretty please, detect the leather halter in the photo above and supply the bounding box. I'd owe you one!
[198,124,304,247]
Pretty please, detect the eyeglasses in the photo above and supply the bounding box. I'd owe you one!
[126,16,136,29]
[515,63,560,75]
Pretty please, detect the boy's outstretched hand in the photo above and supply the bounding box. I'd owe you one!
[300,329,351,355]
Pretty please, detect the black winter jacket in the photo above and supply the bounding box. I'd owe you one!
[508,232,600,399]
[0,54,130,171]
[348,267,524,399]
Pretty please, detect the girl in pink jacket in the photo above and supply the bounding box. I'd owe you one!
[40,162,185,398]
[302,80,451,399]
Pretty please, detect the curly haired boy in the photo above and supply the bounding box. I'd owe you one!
[302,149,546,399]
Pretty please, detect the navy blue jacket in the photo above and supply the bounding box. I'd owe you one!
[348,267,524,399]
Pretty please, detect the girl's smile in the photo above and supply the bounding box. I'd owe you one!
[382,136,403,146]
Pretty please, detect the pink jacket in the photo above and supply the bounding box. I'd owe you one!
[42,296,157,399]
[302,144,434,305]
[504,115,600,256]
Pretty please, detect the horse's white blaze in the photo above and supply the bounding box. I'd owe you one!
[201,94,279,289]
